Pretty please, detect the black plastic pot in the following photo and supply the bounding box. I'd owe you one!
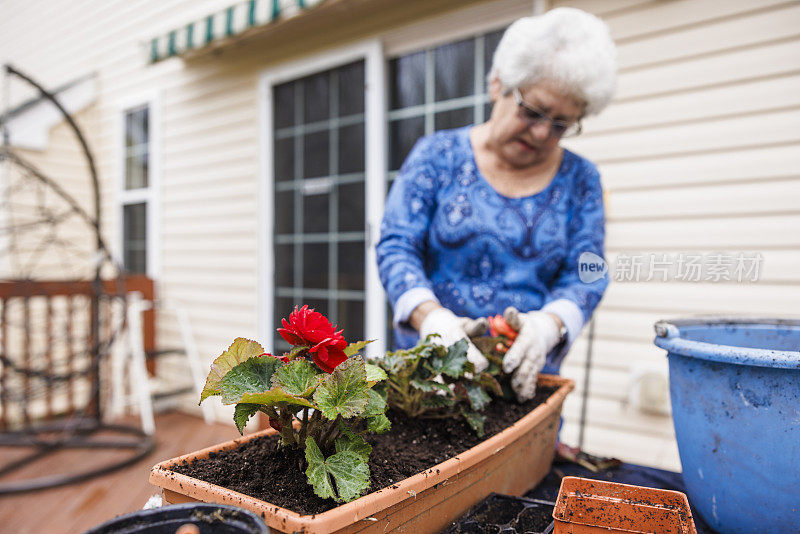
[83,503,269,534]
[444,493,555,534]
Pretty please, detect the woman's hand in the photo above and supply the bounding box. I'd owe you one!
[417,307,490,373]
[502,307,563,401]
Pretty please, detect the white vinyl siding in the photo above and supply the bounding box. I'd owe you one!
[555,0,800,469]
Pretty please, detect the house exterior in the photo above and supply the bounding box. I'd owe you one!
[2,0,799,470]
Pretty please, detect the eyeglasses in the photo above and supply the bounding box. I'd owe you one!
[512,88,582,139]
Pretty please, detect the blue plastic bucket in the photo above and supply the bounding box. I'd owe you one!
[654,318,800,533]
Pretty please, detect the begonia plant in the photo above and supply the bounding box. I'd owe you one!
[473,314,534,402]
[372,335,501,436]
[200,305,389,503]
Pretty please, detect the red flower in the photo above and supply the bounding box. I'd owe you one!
[277,305,348,373]
[488,315,518,341]
[310,345,348,374]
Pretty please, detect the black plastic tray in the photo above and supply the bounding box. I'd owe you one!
[443,493,555,533]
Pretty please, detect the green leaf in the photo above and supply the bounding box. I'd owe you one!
[476,372,503,397]
[363,388,387,417]
[464,383,491,411]
[421,395,455,409]
[233,403,260,434]
[220,356,281,404]
[305,437,336,501]
[326,452,369,502]
[285,345,309,361]
[410,378,451,394]
[461,410,486,437]
[335,432,372,462]
[239,389,315,408]
[464,360,476,375]
[305,436,370,503]
[376,353,406,376]
[344,339,375,357]
[313,356,370,419]
[201,338,265,402]
[376,337,441,378]
[272,358,320,396]
[366,414,391,434]
[429,339,468,378]
[484,350,504,367]
[365,363,387,384]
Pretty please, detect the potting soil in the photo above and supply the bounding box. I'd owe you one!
[443,493,555,534]
[171,387,556,515]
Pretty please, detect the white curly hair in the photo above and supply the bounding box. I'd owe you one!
[488,8,617,116]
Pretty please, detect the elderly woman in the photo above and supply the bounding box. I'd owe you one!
[376,8,616,401]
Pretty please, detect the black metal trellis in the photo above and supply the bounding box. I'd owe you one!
[0,64,154,494]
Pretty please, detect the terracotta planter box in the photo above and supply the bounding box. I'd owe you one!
[149,375,573,534]
[552,476,697,534]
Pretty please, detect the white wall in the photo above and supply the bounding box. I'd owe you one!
[555,0,800,469]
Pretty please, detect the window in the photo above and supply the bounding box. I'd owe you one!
[272,61,366,351]
[387,29,504,174]
[120,105,151,275]
[384,28,506,343]
[122,202,147,274]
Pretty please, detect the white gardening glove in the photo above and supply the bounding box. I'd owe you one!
[419,308,489,373]
[502,307,562,402]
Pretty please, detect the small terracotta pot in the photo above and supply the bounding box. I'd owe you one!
[552,476,697,534]
[149,375,574,534]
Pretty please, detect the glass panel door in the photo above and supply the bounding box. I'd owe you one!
[387,28,504,173]
[272,61,366,350]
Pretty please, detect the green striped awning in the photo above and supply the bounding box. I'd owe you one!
[149,0,324,63]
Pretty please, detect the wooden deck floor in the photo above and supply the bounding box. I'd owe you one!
[0,412,241,534]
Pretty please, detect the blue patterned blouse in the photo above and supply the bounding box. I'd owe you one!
[377,126,609,370]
